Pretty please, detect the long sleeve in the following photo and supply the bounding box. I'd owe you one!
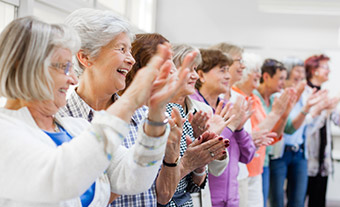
[234,129,256,164]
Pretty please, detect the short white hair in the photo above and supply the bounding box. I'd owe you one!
[65,8,134,76]
[172,44,202,68]
[0,16,80,101]
[238,52,263,84]
[281,57,304,79]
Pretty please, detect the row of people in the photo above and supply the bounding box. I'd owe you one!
[0,8,339,207]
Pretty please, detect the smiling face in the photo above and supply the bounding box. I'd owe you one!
[266,69,287,93]
[314,60,330,83]
[49,47,78,110]
[201,65,230,95]
[229,54,246,85]
[90,32,135,95]
[289,65,305,86]
[247,68,261,90]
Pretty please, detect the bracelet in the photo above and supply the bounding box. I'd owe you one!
[145,113,169,127]
[192,169,206,177]
[300,110,308,116]
[163,156,181,167]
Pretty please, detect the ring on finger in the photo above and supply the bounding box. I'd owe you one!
[208,149,215,157]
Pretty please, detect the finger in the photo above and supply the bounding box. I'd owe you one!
[221,102,232,117]
[157,60,173,81]
[187,112,193,123]
[171,107,182,128]
[147,44,171,73]
[215,100,224,115]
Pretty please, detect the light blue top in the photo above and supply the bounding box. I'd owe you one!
[284,97,305,146]
[44,125,96,207]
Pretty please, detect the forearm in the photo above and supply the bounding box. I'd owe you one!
[156,165,182,205]
[257,111,281,131]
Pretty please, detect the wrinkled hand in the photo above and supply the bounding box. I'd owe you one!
[207,101,235,135]
[251,130,277,148]
[181,131,229,173]
[189,110,210,138]
[272,88,290,116]
[164,108,185,163]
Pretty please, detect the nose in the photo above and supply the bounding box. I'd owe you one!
[192,70,199,80]
[68,68,78,85]
[224,71,231,80]
[125,52,136,66]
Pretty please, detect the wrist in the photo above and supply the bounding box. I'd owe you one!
[192,170,206,177]
[145,112,169,127]
[163,156,181,167]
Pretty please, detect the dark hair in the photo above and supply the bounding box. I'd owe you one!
[195,49,233,89]
[119,33,169,95]
[304,54,330,81]
[260,58,286,83]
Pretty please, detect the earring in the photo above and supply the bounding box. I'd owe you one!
[315,71,319,75]
[87,63,91,66]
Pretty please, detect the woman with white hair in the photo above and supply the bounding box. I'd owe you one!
[268,57,327,207]
[0,16,184,206]
[232,53,291,207]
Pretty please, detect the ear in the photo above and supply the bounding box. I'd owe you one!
[77,50,92,67]
[262,72,270,82]
[197,70,205,83]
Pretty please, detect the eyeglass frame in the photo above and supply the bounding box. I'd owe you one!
[233,58,244,64]
[49,61,73,76]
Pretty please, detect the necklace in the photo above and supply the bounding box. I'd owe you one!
[53,120,60,132]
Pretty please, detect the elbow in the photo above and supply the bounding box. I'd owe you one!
[156,189,172,205]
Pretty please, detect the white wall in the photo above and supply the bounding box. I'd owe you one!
[156,0,340,59]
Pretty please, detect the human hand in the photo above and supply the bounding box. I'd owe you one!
[181,131,229,173]
[147,50,197,122]
[188,110,210,138]
[207,101,235,135]
[163,108,185,164]
[251,129,277,148]
[272,88,290,116]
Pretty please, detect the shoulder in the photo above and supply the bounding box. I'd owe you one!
[187,97,213,114]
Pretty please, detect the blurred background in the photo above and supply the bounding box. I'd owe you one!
[1,0,340,206]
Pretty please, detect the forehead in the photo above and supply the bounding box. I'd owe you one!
[109,32,132,46]
[51,47,72,61]
[292,66,305,72]
[273,69,287,77]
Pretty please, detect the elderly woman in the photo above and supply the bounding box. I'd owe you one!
[0,17,181,206]
[232,53,292,207]
[58,9,193,204]
[304,54,340,207]
[266,57,325,207]
[190,48,256,207]
[114,34,230,207]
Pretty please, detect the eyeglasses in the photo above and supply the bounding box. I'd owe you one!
[233,58,244,64]
[319,65,330,70]
[50,61,73,75]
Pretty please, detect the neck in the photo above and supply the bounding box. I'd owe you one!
[170,93,186,109]
[5,99,55,132]
[199,86,220,109]
[257,84,273,107]
[77,73,115,111]
[235,81,252,96]
[309,77,322,87]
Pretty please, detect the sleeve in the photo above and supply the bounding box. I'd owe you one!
[0,111,129,202]
[283,117,296,134]
[105,114,170,195]
[331,111,340,126]
[208,150,229,176]
[234,129,256,164]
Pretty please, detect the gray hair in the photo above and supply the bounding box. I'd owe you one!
[238,52,262,84]
[0,16,80,101]
[65,8,134,76]
[210,42,244,57]
[172,44,202,68]
[281,57,304,79]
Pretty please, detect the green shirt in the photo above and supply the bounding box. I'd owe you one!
[253,89,295,167]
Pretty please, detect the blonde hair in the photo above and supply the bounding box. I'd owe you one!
[210,42,243,57]
[0,16,80,101]
[172,44,202,68]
